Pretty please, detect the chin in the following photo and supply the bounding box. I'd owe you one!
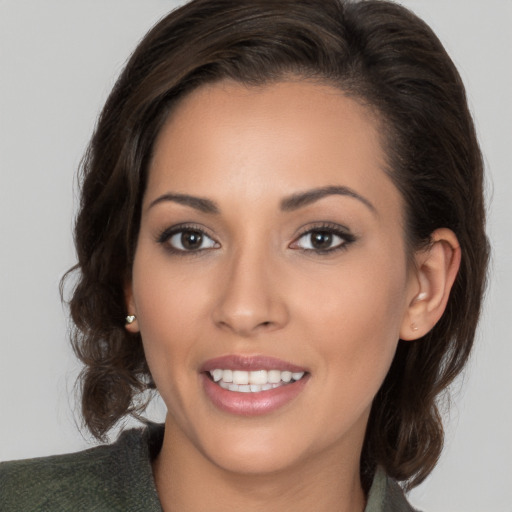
[206,443,306,476]
[189,419,314,476]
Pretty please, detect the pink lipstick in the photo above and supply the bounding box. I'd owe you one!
[201,355,309,416]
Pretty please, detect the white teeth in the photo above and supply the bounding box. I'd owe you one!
[281,371,292,383]
[232,370,249,385]
[249,370,267,385]
[209,368,305,392]
[220,382,282,392]
[211,369,223,382]
[268,370,281,384]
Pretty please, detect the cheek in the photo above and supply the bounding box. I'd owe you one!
[294,247,408,336]
[302,273,406,437]
[132,238,211,326]
[292,247,409,386]
[130,250,206,379]
[131,262,211,424]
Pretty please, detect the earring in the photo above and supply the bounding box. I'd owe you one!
[415,292,428,302]
[125,315,137,325]
[411,322,419,332]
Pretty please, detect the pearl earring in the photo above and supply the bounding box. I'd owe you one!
[416,292,428,302]
[125,315,137,325]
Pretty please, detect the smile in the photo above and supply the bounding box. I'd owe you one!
[201,355,309,415]
[209,369,306,393]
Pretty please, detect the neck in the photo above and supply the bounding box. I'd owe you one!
[152,419,367,512]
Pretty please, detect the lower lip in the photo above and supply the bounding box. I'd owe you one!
[202,374,309,416]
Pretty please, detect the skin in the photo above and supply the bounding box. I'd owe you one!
[126,80,460,512]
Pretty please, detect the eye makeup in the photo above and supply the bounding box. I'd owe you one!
[155,219,357,258]
[290,222,357,255]
[156,222,220,255]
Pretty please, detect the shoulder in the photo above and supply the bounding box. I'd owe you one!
[1,443,121,511]
[0,423,164,512]
[383,478,422,512]
[366,467,422,512]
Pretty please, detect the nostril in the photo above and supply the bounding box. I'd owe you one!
[256,321,274,330]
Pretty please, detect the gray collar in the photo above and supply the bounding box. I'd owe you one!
[365,466,419,512]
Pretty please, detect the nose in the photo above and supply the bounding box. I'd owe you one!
[212,249,289,337]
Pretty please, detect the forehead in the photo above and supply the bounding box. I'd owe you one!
[146,79,401,218]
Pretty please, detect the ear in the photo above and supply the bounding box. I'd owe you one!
[124,281,140,333]
[400,228,461,341]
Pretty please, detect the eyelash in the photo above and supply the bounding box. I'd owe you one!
[156,223,219,256]
[156,222,356,256]
[291,222,356,255]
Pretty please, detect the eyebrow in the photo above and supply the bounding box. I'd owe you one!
[147,193,220,214]
[280,185,376,214]
[147,185,375,215]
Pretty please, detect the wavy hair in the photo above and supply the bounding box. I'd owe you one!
[63,0,489,490]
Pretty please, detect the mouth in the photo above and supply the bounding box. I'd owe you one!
[207,369,306,393]
[200,355,309,415]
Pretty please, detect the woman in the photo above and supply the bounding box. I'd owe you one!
[0,0,489,510]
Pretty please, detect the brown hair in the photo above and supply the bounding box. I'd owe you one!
[64,0,489,490]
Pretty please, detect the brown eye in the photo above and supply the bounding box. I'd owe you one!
[168,229,218,251]
[310,231,334,250]
[292,227,353,253]
[181,231,203,250]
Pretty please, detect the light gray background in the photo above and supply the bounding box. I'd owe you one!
[1,1,511,510]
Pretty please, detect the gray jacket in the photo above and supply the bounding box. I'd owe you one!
[1,423,418,511]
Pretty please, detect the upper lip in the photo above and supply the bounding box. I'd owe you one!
[201,355,307,373]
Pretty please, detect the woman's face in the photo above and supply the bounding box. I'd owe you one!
[127,80,419,475]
